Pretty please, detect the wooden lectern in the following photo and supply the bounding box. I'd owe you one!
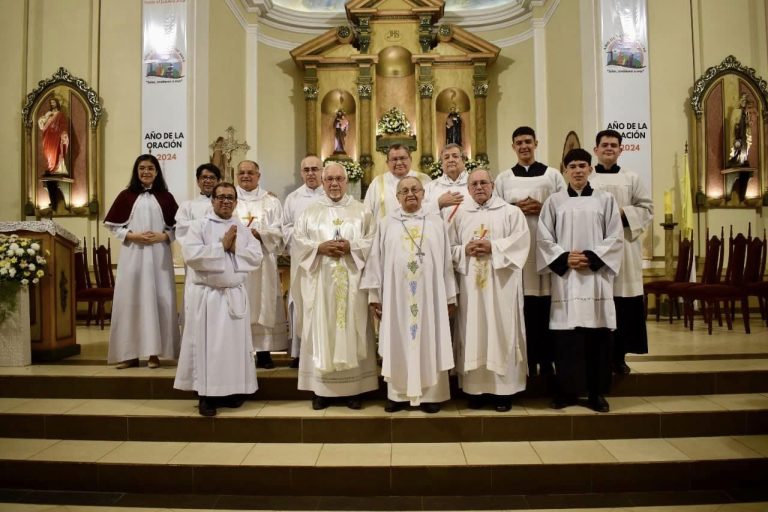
[0,220,80,361]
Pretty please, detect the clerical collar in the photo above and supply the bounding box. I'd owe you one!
[511,161,547,177]
[470,196,503,211]
[236,185,265,200]
[400,208,425,219]
[205,212,235,223]
[321,194,351,207]
[567,183,594,197]
[595,163,621,174]
[199,192,211,199]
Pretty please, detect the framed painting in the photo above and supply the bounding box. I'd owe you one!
[21,67,103,218]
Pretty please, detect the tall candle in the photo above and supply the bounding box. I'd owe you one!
[664,190,672,215]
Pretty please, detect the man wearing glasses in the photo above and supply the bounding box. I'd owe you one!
[282,155,326,368]
[362,176,456,413]
[363,144,431,222]
[450,169,530,412]
[292,163,378,410]
[175,182,264,417]
[235,160,288,370]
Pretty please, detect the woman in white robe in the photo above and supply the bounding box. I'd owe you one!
[104,154,180,368]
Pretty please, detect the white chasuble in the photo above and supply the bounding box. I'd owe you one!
[235,186,288,351]
[589,168,653,297]
[495,166,565,296]
[450,197,530,395]
[363,170,431,222]
[361,208,456,404]
[536,187,624,330]
[424,170,472,225]
[106,193,180,364]
[174,214,263,396]
[292,195,379,396]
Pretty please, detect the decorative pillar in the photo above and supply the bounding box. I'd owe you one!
[418,63,435,171]
[302,67,319,155]
[661,215,678,279]
[356,63,374,186]
[473,63,490,164]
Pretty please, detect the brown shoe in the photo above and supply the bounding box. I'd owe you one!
[115,359,139,370]
[147,356,160,369]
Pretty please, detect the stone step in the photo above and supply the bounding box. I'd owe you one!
[1,394,766,443]
[2,358,768,400]
[1,435,766,497]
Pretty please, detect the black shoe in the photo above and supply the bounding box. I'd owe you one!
[198,398,217,417]
[312,395,329,410]
[613,362,631,375]
[467,395,486,409]
[290,357,300,369]
[494,396,513,412]
[550,394,578,410]
[256,352,275,369]
[420,402,441,414]
[218,395,245,408]
[346,396,362,410]
[385,399,406,413]
[588,394,610,413]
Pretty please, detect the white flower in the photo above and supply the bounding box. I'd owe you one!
[9,268,16,277]
[6,249,13,256]
[27,248,36,256]
[30,243,40,251]
[32,278,39,284]
[15,249,24,256]
[20,278,29,285]
[0,267,7,275]
[9,243,19,251]
[37,256,46,264]
[29,264,36,271]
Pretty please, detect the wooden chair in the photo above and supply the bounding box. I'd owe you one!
[744,230,768,326]
[643,231,694,322]
[74,239,98,326]
[681,227,749,334]
[86,238,115,329]
[665,227,724,329]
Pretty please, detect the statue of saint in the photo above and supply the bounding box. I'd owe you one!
[333,110,349,154]
[445,107,462,146]
[728,94,752,167]
[38,97,70,176]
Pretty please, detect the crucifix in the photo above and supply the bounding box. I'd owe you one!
[209,126,250,182]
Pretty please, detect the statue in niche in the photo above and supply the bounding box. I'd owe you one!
[333,109,349,154]
[38,97,70,177]
[445,106,462,146]
[728,93,751,167]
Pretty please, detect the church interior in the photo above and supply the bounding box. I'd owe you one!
[0,0,767,510]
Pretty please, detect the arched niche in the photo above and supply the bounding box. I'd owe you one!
[22,67,102,218]
[375,46,417,153]
[320,89,357,160]
[691,55,768,207]
[435,87,471,157]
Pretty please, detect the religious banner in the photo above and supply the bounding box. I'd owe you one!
[599,0,652,190]
[141,0,189,202]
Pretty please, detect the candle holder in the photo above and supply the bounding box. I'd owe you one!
[660,216,678,279]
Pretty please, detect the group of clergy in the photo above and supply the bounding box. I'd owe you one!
[161,125,652,417]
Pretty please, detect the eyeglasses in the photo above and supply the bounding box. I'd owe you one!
[199,175,218,182]
[302,167,320,173]
[469,180,491,188]
[323,176,346,183]
[388,157,410,163]
[213,195,236,202]
[397,187,424,196]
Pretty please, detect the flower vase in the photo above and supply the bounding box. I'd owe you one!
[0,285,31,366]
[349,180,361,200]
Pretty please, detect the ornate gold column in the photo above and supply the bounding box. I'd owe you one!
[473,63,490,164]
[417,62,434,171]
[355,60,374,186]
[303,66,319,155]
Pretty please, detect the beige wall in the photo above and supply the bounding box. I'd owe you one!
[0,0,765,259]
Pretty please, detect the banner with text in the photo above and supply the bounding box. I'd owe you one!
[599,0,652,190]
[142,0,189,202]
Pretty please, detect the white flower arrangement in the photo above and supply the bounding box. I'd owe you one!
[324,159,364,183]
[427,158,486,179]
[376,107,412,136]
[0,234,47,323]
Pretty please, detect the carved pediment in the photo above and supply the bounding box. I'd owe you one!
[345,0,444,24]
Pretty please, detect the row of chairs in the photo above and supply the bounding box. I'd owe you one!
[74,238,115,329]
[644,226,768,335]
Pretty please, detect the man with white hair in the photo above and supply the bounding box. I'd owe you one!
[363,144,431,222]
[282,155,326,368]
[425,143,472,225]
[292,162,378,410]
